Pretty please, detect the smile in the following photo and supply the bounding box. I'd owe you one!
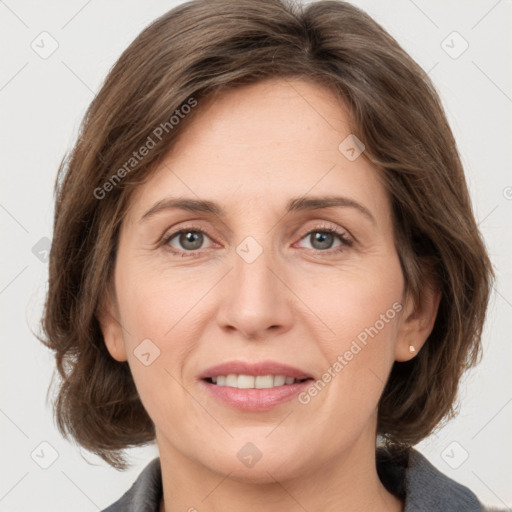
[206,374,309,389]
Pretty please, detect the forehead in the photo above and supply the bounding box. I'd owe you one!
[126,78,390,224]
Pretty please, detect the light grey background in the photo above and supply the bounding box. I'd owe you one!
[1,0,511,510]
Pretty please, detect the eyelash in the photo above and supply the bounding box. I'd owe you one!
[160,224,353,258]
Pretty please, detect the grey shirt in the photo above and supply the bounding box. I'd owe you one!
[102,447,495,511]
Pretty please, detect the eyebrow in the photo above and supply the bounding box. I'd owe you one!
[139,195,376,224]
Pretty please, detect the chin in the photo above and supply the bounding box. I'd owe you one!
[191,435,314,484]
[212,455,306,485]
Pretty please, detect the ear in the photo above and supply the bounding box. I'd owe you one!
[97,290,127,362]
[395,283,441,362]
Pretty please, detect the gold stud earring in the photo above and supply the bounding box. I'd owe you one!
[409,345,416,354]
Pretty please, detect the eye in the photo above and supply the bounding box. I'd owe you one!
[161,224,352,257]
[297,226,353,252]
[163,228,214,254]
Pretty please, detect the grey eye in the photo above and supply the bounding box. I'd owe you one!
[171,231,205,251]
[308,232,336,250]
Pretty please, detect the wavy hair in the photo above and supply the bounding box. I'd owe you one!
[40,0,493,468]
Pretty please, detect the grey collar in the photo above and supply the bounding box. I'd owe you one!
[377,447,484,511]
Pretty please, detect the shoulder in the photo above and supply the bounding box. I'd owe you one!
[101,458,162,512]
[377,446,501,512]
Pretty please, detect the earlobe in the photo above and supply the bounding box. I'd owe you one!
[395,285,441,362]
[97,296,128,362]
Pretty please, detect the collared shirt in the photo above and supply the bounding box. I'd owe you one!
[102,447,494,511]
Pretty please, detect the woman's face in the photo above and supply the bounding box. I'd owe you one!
[103,78,417,482]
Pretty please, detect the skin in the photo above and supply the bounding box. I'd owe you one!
[100,78,440,512]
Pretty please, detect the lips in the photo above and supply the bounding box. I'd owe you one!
[198,360,314,381]
[198,360,314,411]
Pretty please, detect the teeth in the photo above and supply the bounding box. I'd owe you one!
[237,375,255,389]
[273,375,286,386]
[225,374,238,387]
[209,374,303,389]
[255,375,273,388]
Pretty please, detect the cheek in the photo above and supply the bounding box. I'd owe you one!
[294,253,404,407]
[116,261,208,342]
[297,252,403,345]
[113,263,210,409]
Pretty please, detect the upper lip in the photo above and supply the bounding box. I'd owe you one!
[199,360,313,380]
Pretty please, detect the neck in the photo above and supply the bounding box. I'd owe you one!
[156,430,403,512]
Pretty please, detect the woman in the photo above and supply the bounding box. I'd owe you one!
[41,0,498,510]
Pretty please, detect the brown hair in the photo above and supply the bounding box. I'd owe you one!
[40,0,493,469]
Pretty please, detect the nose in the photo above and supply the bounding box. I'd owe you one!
[216,244,294,340]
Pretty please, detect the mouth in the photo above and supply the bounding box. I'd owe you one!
[204,374,311,388]
[198,361,314,411]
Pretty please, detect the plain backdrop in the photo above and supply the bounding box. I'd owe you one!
[1,0,511,510]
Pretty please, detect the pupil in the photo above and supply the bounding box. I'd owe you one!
[311,232,333,250]
[180,231,203,250]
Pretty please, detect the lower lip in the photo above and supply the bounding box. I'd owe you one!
[200,379,312,411]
